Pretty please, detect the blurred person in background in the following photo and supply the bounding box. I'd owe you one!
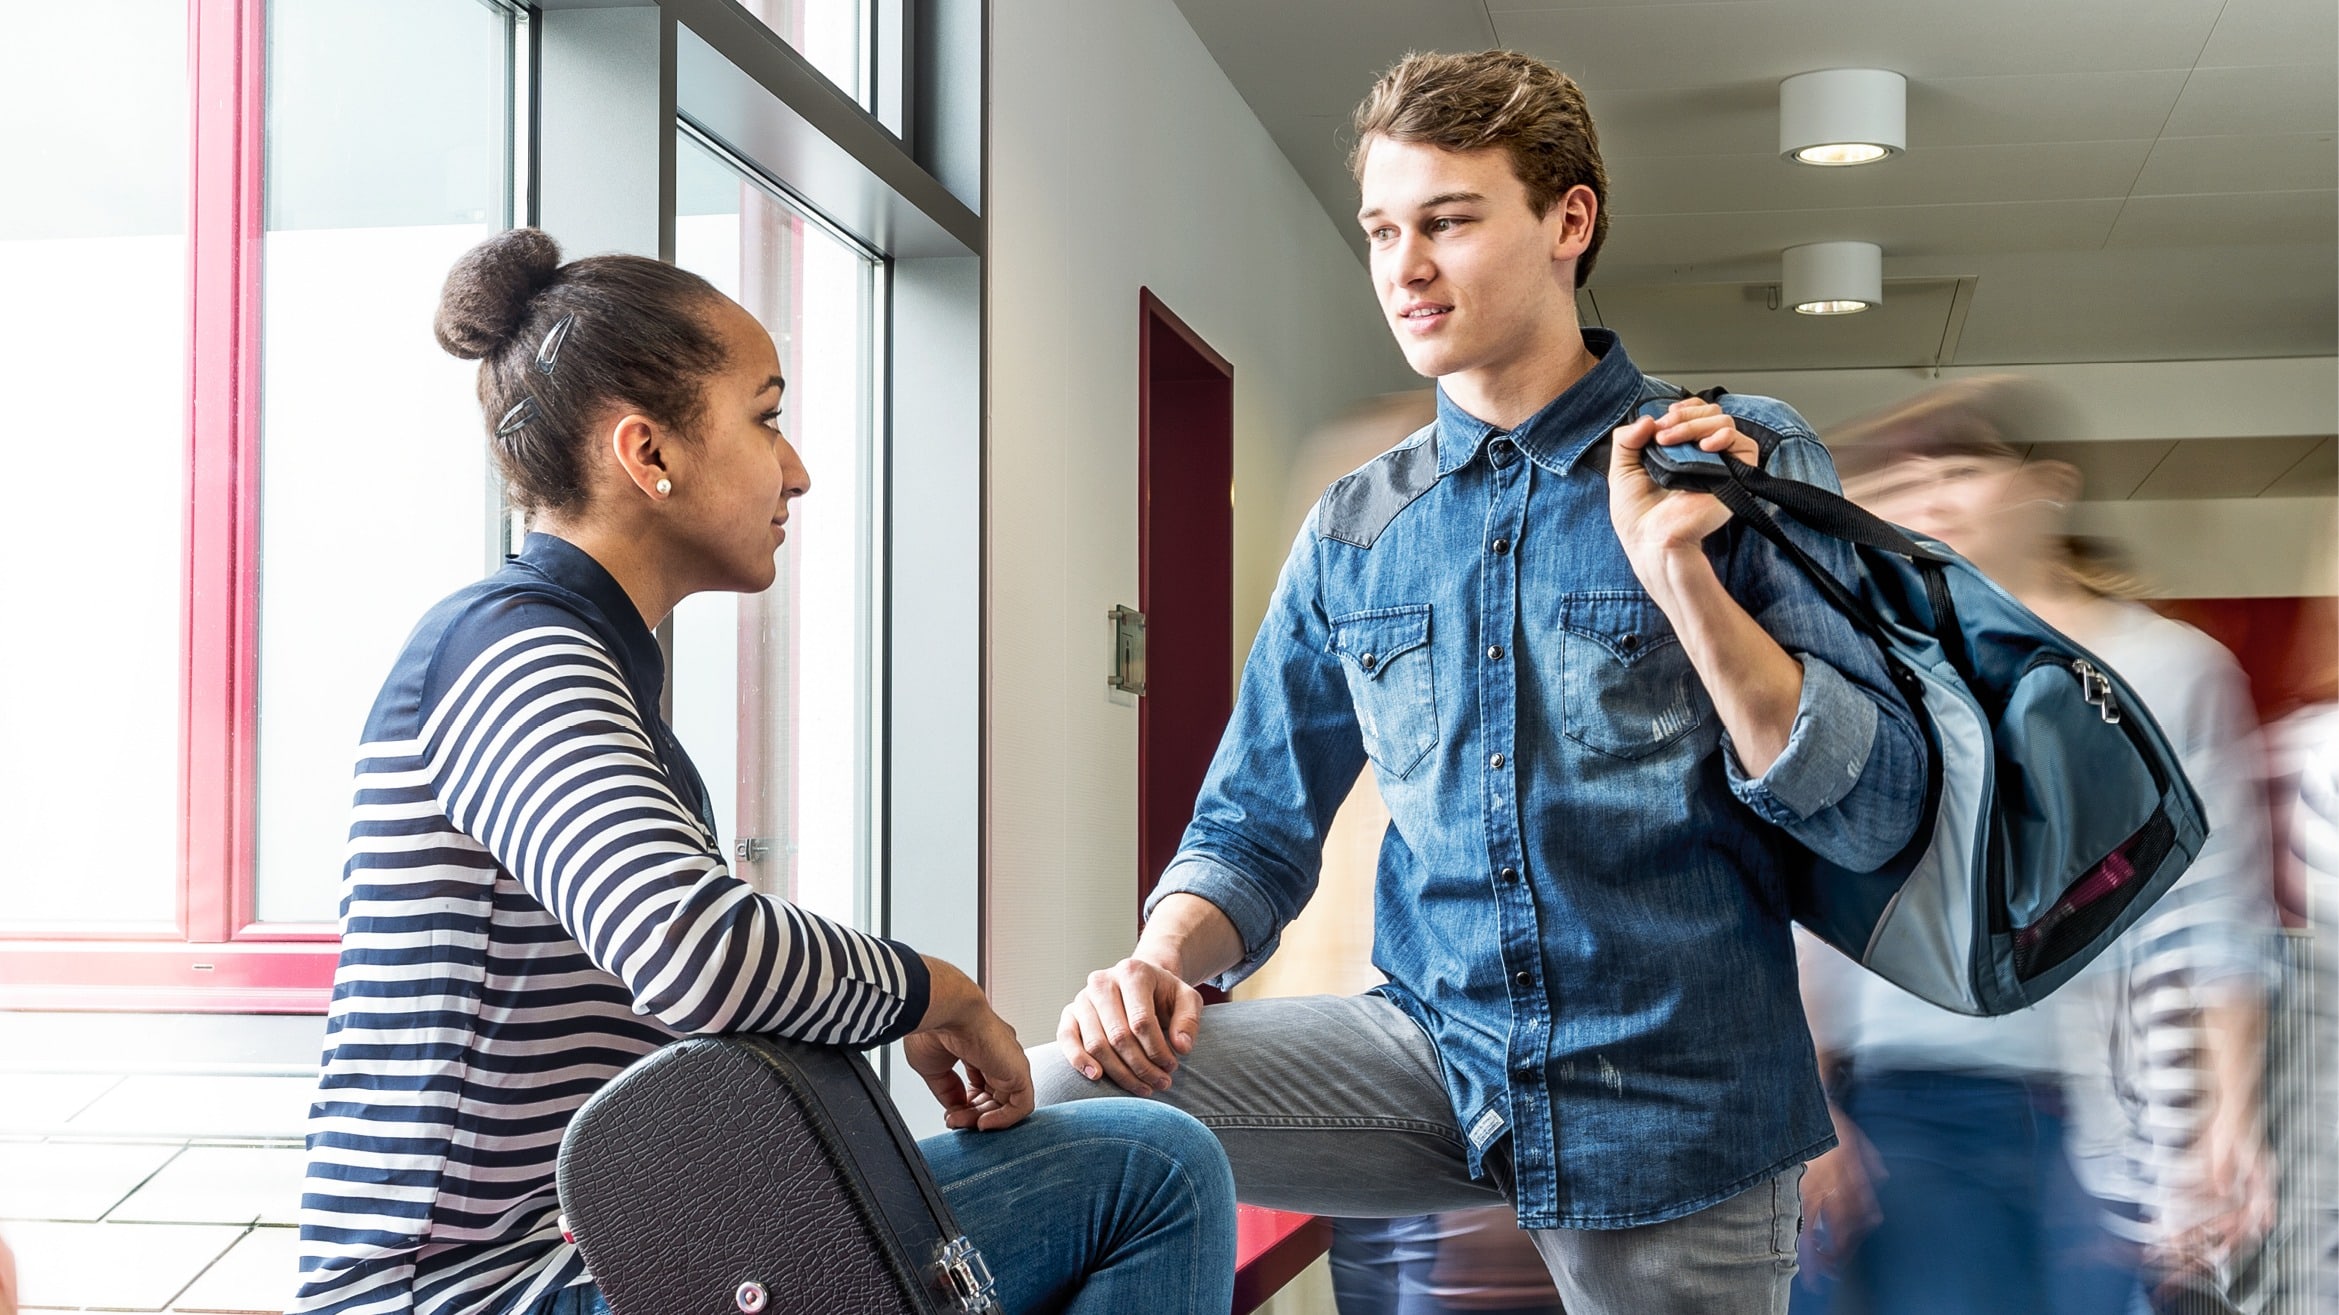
[1805,376,2278,1315]
[2263,587,2336,1314]
[2280,708,2338,1310]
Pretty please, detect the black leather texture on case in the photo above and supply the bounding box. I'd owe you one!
[556,1035,979,1315]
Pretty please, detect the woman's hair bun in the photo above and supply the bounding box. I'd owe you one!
[433,227,564,360]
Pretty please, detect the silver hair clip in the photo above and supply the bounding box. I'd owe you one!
[496,395,542,438]
[535,314,576,376]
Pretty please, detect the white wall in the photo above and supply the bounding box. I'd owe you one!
[985,0,1412,1035]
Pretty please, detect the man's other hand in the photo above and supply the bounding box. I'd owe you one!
[1057,956,1204,1095]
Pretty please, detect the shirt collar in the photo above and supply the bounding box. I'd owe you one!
[1433,328,1643,477]
[513,532,666,695]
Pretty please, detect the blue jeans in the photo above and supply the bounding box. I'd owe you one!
[1333,1214,1565,1315]
[1330,1215,1440,1314]
[1788,1069,2141,1315]
[526,1100,1236,1315]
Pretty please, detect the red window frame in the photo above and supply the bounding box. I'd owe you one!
[0,0,337,1011]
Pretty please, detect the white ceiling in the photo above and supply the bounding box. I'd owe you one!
[1168,0,2339,373]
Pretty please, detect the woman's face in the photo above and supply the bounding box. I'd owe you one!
[1848,451,2063,582]
[669,298,811,594]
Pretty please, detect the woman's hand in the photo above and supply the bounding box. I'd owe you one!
[1607,399,1761,602]
[905,956,1033,1131]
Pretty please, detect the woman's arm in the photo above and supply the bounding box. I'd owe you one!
[423,611,929,1047]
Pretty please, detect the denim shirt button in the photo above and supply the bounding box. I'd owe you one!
[1490,752,1505,769]
[1500,866,1519,883]
[1486,645,1504,661]
[1619,633,1639,652]
[1514,970,1531,986]
[1359,652,1377,671]
[1490,537,1510,554]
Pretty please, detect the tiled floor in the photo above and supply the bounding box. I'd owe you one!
[1,1013,323,1314]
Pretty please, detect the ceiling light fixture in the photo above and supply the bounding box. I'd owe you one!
[1782,241,1882,315]
[1780,69,1906,166]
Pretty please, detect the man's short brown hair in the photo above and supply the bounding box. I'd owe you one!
[1349,50,1611,287]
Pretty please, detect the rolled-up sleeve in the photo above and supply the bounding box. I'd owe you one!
[1144,514,1370,989]
[1725,655,1878,822]
[1718,414,1928,873]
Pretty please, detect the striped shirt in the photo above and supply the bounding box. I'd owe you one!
[293,533,930,1315]
[2055,605,2274,1244]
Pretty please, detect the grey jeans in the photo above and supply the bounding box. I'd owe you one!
[1030,993,1801,1315]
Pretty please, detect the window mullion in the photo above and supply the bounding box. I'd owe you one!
[183,0,267,944]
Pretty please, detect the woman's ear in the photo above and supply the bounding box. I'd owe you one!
[608,412,674,500]
[2025,458,2083,507]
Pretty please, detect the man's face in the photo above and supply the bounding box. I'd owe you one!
[1356,138,1587,382]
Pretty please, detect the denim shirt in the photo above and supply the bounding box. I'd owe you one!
[1152,330,1927,1228]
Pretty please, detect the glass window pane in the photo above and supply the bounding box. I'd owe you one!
[741,0,866,107]
[252,0,516,924]
[671,136,878,933]
[0,1,188,928]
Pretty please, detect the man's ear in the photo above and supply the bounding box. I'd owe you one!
[1549,184,1598,264]
[608,412,673,499]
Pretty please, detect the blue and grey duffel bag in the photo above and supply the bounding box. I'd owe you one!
[1638,397,2208,1016]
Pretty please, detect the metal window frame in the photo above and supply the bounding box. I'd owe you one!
[1,0,987,1028]
[0,0,529,1011]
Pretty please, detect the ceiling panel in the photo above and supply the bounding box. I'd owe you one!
[1170,0,1495,120]
[2163,63,2339,137]
[1600,199,2122,269]
[1607,141,2153,216]
[2131,133,2339,196]
[1583,83,1781,159]
[2106,189,2339,247]
[1491,0,2226,88]
[2262,436,2338,497]
[1491,0,1770,7]
[1588,278,1963,373]
[1909,71,2192,148]
[1590,70,2189,162]
[2196,0,2339,67]
[2025,440,2178,499]
[2128,434,2328,498]
[1946,244,2339,364]
[1169,0,2339,368]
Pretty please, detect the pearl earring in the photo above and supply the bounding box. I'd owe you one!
[654,477,672,496]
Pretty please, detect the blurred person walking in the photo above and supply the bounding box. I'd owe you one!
[1812,377,2278,1315]
[2273,700,2339,1312]
[1334,1209,1567,1315]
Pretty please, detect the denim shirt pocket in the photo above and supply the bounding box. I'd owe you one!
[1330,604,1438,781]
[1558,592,1706,761]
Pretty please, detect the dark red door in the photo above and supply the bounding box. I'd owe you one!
[1136,290,1235,921]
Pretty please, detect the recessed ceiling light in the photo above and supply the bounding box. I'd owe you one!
[1793,142,1893,167]
[1780,70,1906,167]
[1782,242,1883,315]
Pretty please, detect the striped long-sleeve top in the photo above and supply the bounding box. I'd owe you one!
[293,533,931,1315]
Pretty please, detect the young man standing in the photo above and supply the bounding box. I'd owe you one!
[1034,50,1926,1313]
